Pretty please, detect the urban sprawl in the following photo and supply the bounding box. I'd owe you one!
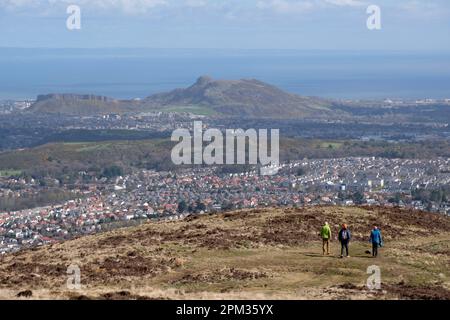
[1,157,449,254]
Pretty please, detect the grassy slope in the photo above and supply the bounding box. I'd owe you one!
[0,206,449,300]
[0,139,174,173]
[162,105,219,116]
[0,170,22,177]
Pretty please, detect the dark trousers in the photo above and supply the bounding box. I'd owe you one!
[340,241,349,256]
[372,243,379,257]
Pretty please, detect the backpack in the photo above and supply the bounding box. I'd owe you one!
[342,230,348,240]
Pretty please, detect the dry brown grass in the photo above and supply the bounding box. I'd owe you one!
[0,206,449,300]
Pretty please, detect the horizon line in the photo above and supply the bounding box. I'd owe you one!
[1,47,450,54]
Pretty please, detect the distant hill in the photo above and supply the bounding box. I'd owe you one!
[1,137,448,180]
[144,76,336,118]
[28,77,339,118]
[29,94,140,116]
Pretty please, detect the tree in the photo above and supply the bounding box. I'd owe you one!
[178,200,187,213]
[352,191,364,204]
[195,200,206,212]
[430,190,443,203]
[222,201,234,211]
[101,165,123,178]
[296,168,306,176]
[388,193,402,204]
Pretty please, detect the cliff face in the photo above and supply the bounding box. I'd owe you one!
[30,93,138,116]
[35,94,116,103]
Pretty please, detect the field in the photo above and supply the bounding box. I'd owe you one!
[0,139,176,175]
[1,138,449,179]
[163,105,219,116]
[0,169,22,177]
[318,142,343,150]
[0,206,449,300]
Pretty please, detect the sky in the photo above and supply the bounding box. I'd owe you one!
[0,0,449,50]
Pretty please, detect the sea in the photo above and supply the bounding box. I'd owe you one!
[1,48,449,101]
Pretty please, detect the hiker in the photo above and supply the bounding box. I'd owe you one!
[320,222,331,255]
[369,226,383,257]
[338,224,351,258]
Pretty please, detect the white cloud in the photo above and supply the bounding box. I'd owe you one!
[395,0,450,20]
[184,0,208,8]
[255,0,367,15]
[324,0,365,7]
[71,0,168,14]
[0,0,41,10]
[399,0,438,13]
[0,0,168,14]
[256,0,314,14]
[1,0,448,18]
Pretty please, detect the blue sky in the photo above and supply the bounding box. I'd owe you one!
[0,0,449,50]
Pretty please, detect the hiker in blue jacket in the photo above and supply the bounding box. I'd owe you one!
[338,224,351,258]
[369,226,383,257]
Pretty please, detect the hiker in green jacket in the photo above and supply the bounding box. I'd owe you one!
[320,222,332,255]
